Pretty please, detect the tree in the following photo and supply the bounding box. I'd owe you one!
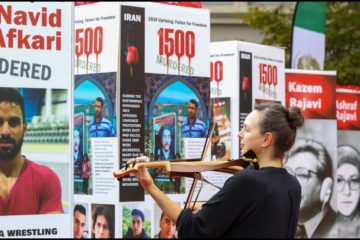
[239,2,360,86]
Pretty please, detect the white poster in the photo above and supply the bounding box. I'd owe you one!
[210,42,239,159]
[0,2,73,238]
[285,69,337,238]
[73,2,120,239]
[74,2,119,75]
[75,2,211,238]
[122,2,210,77]
[241,41,285,104]
[336,88,360,238]
[210,41,285,159]
[207,41,285,202]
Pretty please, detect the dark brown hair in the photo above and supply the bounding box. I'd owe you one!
[0,88,25,123]
[255,101,304,158]
[92,206,114,238]
[188,99,198,109]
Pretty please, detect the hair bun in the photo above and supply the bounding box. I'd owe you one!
[287,107,304,128]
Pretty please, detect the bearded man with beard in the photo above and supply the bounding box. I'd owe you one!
[0,88,63,215]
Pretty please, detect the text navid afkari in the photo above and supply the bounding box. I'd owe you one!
[0,5,63,51]
[0,228,58,237]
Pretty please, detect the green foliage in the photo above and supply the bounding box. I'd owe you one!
[238,5,293,67]
[239,2,360,86]
[326,2,360,86]
[122,207,131,235]
[144,220,151,236]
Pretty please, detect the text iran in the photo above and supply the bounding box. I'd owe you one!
[123,13,141,22]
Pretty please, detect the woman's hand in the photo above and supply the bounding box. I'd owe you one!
[127,156,183,223]
[127,156,155,191]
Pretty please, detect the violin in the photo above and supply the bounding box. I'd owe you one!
[113,150,258,181]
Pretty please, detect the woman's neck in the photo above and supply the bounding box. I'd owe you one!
[256,150,283,169]
[258,159,283,168]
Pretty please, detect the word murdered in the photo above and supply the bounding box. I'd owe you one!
[0,58,51,81]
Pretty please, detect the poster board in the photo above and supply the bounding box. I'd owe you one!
[0,2,73,238]
[74,2,119,239]
[75,2,210,238]
[285,69,337,238]
[210,41,285,159]
[202,41,285,201]
[336,87,360,238]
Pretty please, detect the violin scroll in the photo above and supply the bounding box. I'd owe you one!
[113,160,171,181]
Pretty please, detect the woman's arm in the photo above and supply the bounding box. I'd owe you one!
[135,160,183,223]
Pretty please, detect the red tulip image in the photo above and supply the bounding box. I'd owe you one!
[242,76,250,99]
[127,45,139,77]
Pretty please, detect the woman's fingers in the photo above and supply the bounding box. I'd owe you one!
[136,156,150,163]
[127,157,136,165]
[127,155,150,165]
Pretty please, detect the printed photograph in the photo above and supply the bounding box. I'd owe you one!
[73,203,90,238]
[91,204,115,239]
[122,203,152,238]
[211,97,231,161]
[0,87,69,215]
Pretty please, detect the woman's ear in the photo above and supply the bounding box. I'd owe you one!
[262,132,273,148]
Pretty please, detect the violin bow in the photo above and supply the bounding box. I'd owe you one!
[113,158,251,180]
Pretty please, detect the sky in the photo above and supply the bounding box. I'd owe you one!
[75,80,104,104]
[157,81,199,104]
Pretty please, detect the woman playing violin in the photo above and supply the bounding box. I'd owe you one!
[132,101,304,238]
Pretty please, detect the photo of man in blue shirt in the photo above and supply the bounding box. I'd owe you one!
[88,97,116,138]
[181,99,207,138]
